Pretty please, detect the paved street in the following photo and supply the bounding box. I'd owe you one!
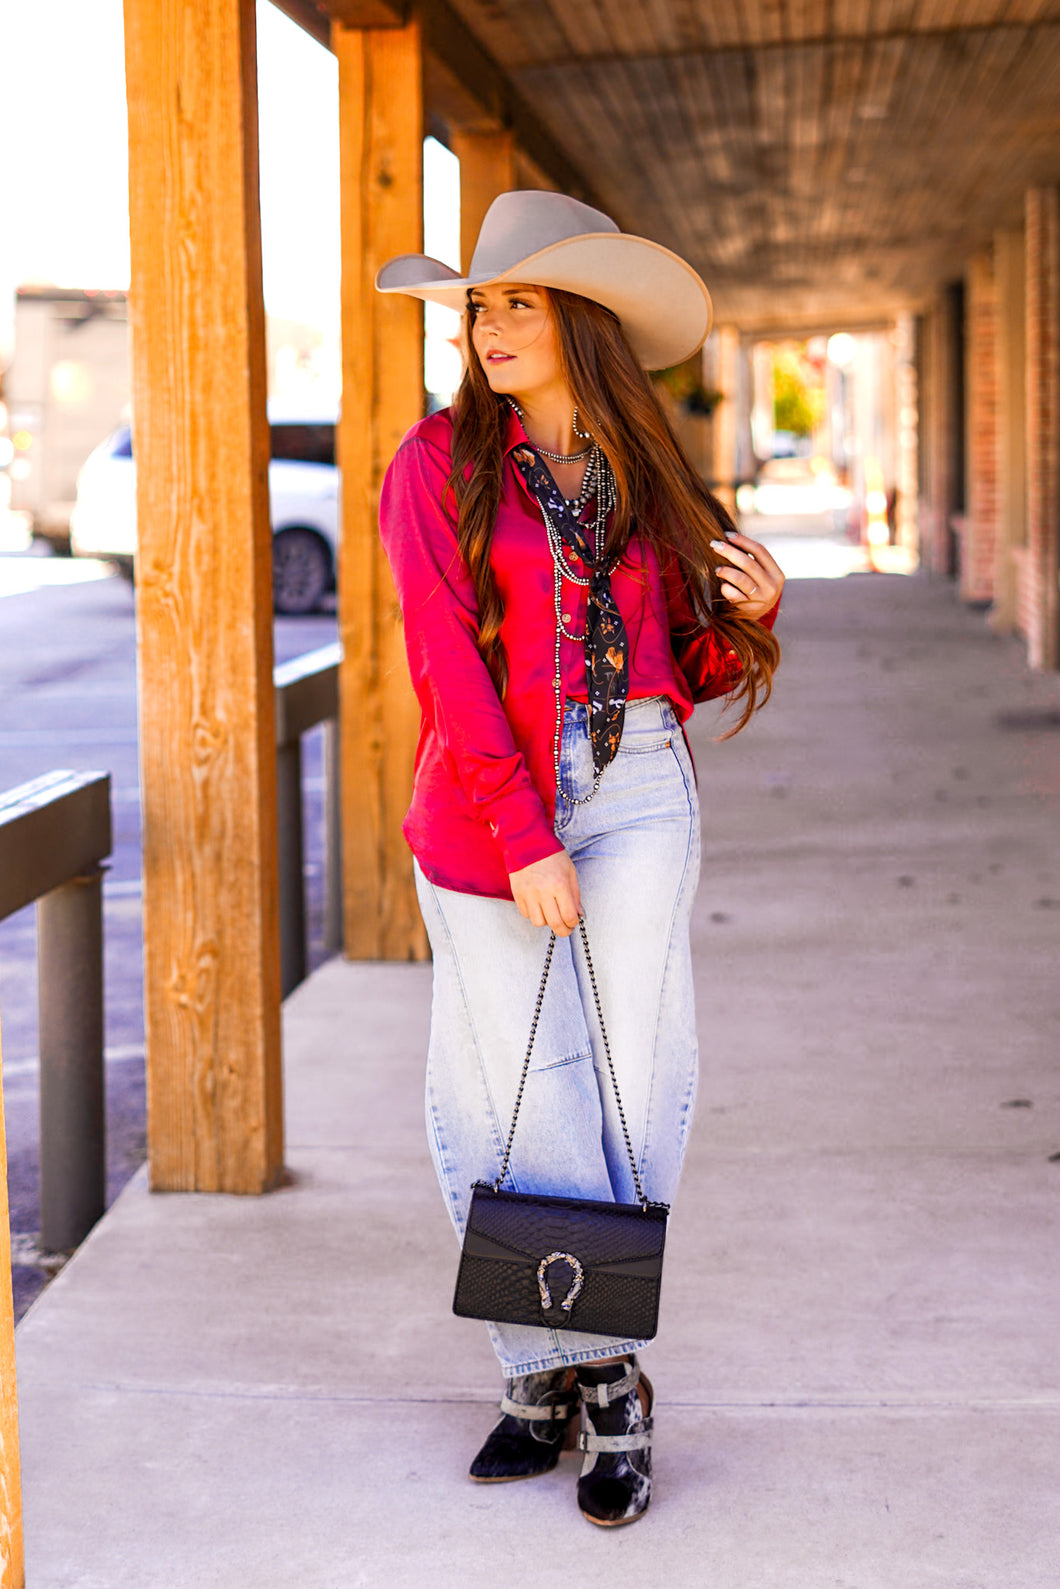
[0,545,337,1318]
[12,563,1060,1587]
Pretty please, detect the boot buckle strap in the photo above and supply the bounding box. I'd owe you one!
[578,1366,639,1406]
[499,1393,576,1422]
[577,1420,653,1455]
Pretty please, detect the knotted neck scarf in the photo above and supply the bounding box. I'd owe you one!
[511,442,629,773]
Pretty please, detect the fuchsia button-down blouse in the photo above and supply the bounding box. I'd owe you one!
[378,405,779,901]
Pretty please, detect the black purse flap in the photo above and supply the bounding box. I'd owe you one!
[465,1185,667,1267]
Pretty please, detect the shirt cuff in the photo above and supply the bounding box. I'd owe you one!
[758,595,781,630]
[490,796,566,876]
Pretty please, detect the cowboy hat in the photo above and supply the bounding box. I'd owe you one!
[375,190,713,370]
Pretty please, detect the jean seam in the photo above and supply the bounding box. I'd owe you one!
[640,737,699,1189]
[425,1089,464,1231]
[418,868,508,1187]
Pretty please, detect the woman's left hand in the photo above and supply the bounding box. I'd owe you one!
[710,533,785,621]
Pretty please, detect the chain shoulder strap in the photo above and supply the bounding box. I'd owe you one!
[491,919,649,1208]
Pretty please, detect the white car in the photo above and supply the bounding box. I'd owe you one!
[70,403,340,615]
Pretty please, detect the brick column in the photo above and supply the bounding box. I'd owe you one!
[918,290,963,577]
[1024,186,1060,669]
[962,247,999,603]
[991,226,1027,634]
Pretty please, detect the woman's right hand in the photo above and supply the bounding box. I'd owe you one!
[509,850,582,936]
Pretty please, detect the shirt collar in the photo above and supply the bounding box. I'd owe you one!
[502,400,530,456]
[501,401,540,507]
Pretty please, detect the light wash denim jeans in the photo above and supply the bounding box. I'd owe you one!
[413,694,701,1376]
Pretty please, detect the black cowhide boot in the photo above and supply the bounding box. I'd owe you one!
[574,1356,654,1526]
[469,1368,579,1482]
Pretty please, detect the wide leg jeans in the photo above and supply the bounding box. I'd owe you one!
[413,694,702,1376]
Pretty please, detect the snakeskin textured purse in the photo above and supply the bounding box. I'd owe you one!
[453,921,669,1340]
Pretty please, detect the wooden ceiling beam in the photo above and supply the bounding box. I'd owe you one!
[270,0,609,212]
[268,0,330,47]
[270,0,408,50]
[415,0,610,213]
[518,18,1060,75]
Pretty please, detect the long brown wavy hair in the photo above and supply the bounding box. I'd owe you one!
[446,286,779,736]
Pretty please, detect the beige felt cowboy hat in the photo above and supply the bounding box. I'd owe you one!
[375,190,713,371]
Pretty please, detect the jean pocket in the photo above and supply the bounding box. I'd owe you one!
[617,732,673,756]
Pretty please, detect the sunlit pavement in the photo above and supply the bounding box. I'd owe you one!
[742,507,917,581]
[13,566,1060,1586]
[0,519,117,596]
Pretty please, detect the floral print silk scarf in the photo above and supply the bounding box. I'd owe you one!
[512,444,629,773]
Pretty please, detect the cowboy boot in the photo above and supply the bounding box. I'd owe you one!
[574,1356,654,1525]
[469,1368,579,1482]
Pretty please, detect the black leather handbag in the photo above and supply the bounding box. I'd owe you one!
[453,921,669,1340]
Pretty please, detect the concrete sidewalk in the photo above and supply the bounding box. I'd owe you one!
[14,570,1060,1587]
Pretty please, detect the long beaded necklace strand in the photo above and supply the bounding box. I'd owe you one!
[506,398,620,805]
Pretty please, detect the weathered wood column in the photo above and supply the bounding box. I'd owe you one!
[334,18,429,960]
[1024,186,1060,670]
[124,0,284,1190]
[0,1020,24,1589]
[450,128,515,272]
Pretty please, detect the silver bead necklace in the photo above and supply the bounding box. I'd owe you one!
[508,398,592,465]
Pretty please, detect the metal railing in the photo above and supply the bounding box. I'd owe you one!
[273,640,342,996]
[0,769,112,1253]
[0,642,342,1253]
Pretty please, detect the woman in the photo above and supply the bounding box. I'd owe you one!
[376,192,783,1526]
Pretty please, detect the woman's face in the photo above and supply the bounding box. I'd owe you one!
[467,283,565,403]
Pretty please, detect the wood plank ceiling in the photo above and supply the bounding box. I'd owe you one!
[427,0,1060,331]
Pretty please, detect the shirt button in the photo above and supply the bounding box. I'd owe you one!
[561,612,571,624]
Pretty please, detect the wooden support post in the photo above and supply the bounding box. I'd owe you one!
[0,1017,25,1589]
[123,0,284,1190]
[450,128,516,273]
[334,19,429,961]
[712,326,742,517]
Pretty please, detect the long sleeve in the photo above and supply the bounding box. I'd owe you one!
[379,430,564,876]
[663,551,780,703]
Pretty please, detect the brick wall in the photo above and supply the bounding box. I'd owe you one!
[962,248,999,602]
[1024,187,1060,670]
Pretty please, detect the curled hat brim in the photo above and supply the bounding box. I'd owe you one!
[375,231,713,370]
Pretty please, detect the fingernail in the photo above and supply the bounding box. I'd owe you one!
[710,541,727,552]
